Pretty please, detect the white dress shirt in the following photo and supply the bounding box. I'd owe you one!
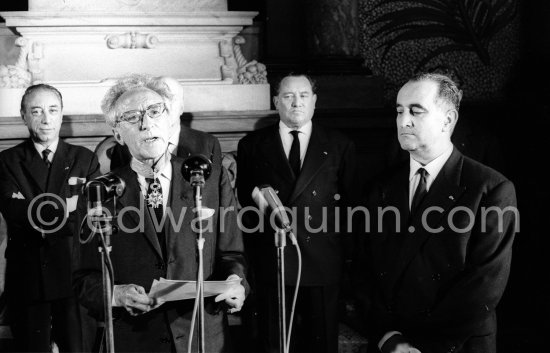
[408,146,454,210]
[136,160,172,211]
[279,120,312,167]
[33,138,60,163]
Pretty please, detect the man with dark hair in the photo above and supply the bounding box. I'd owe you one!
[359,73,517,353]
[237,74,356,353]
[0,83,100,352]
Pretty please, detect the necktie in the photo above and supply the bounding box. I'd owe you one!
[411,168,428,215]
[42,149,52,169]
[146,177,167,259]
[289,130,301,178]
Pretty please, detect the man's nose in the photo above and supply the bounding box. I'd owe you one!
[139,113,153,131]
[292,96,302,107]
[398,112,413,127]
[41,112,53,124]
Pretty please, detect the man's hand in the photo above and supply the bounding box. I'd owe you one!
[214,274,245,314]
[113,284,155,316]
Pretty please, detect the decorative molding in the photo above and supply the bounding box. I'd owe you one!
[0,37,32,88]
[219,35,267,84]
[105,32,158,49]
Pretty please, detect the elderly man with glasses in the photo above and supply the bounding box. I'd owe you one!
[73,74,248,353]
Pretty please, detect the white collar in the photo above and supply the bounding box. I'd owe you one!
[33,138,60,156]
[409,145,454,181]
[278,120,313,136]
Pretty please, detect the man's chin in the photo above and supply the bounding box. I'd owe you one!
[398,141,417,152]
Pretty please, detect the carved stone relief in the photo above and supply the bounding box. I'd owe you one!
[105,32,159,49]
[220,36,267,85]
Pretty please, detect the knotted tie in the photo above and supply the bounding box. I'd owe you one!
[146,177,166,259]
[289,130,301,178]
[42,149,52,169]
[411,168,428,215]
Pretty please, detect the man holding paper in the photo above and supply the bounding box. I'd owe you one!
[0,84,100,352]
[73,74,248,353]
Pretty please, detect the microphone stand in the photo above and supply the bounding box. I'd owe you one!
[99,219,115,353]
[275,227,288,353]
[181,155,212,353]
[90,207,115,353]
[192,179,206,353]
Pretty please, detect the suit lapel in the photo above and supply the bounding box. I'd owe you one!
[116,166,164,259]
[21,140,49,193]
[288,124,329,204]
[259,125,295,185]
[47,140,73,195]
[166,158,195,260]
[381,164,410,235]
[395,149,467,279]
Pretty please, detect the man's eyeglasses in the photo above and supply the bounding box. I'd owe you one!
[117,102,166,125]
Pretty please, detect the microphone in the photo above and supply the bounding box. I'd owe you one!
[181,154,212,187]
[84,172,125,215]
[252,185,292,231]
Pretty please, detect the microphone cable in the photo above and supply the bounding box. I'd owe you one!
[285,231,302,353]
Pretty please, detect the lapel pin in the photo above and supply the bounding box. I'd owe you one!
[323,151,328,155]
[65,166,69,170]
[448,195,455,201]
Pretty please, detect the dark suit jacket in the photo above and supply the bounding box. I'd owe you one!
[73,156,248,353]
[237,122,356,286]
[0,139,100,302]
[362,148,517,353]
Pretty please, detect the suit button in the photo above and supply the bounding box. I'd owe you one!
[42,262,47,268]
[275,189,279,194]
[432,273,441,281]
[312,190,317,196]
[306,236,311,242]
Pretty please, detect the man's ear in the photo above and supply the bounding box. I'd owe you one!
[312,93,317,108]
[20,110,28,125]
[273,96,279,109]
[443,109,458,132]
[112,129,125,145]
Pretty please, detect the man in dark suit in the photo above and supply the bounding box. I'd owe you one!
[73,74,248,352]
[360,73,517,353]
[0,84,100,352]
[237,74,356,353]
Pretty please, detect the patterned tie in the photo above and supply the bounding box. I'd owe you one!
[146,177,166,259]
[289,130,301,178]
[411,168,428,215]
[42,149,52,169]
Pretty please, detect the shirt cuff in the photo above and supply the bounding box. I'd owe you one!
[112,284,120,307]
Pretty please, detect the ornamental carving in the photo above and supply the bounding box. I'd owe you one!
[0,37,43,88]
[220,36,267,85]
[105,32,158,49]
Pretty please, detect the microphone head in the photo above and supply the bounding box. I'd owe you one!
[182,154,212,185]
[84,172,125,202]
[252,186,269,214]
[251,185,291,231]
